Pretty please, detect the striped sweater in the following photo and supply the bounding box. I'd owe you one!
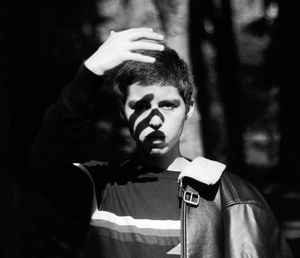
[80,160,181,258]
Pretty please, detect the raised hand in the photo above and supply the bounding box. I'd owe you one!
[84,28,164,76]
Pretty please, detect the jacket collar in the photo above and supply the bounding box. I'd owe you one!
[178,157,226,185]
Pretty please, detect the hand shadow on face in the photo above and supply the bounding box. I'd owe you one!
[127,93,165,140]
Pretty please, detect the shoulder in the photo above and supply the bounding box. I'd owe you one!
[220,171,269,210]
[81,160,110,168]
[72,160,111,177]
[72,159,135,182]
[219,172,293,257]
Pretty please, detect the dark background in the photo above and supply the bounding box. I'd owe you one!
[0,0,298,257]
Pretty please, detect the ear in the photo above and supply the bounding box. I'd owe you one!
[119,109,127,121]
[117,101,127,121]
[185,98,195,120]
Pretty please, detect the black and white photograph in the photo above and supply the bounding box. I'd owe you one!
[0,0,297,257]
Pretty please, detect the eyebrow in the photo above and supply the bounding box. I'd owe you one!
[159,99,181,104]
[128,98,181,108]
[128,100,150,108]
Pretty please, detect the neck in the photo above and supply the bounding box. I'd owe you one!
[135,143,189,171]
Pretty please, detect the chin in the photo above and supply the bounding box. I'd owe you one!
[149,146,169,156]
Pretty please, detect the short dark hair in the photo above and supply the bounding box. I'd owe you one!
[114,45,194,108]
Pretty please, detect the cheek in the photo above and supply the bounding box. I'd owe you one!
[123,109,133,131]
[164,111,186,130]
[124,109,148,137]
[170,108,186,120]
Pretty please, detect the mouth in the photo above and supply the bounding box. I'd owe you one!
[146,131,165,142]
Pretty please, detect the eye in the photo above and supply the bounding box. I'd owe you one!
[161,102,177,110]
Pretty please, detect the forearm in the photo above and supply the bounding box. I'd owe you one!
[28,27,164,172]
[28,64,105,171]
[59,64,103,118]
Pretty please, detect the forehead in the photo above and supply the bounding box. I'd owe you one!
[126,83,182,101]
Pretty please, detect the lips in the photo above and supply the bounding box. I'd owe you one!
[146,131,165,141]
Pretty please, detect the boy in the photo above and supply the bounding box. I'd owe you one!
[29,28,292,257]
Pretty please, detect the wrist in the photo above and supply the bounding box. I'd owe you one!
[84,59,105,76]
[65,63,105,96]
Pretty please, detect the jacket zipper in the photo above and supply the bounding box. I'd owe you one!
[178,179,187,258]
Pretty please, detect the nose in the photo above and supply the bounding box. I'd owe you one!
[149,114,163,129]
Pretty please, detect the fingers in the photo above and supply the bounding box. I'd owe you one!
[129,41,164,51]
[127,53,156,63]
[127,31,164,41]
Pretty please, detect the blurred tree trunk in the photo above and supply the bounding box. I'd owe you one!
[210,0,245,172]
[189,0,228,163]
[277,0,298,186]
[190,0,245,172]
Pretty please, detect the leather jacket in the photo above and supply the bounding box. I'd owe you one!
[76,157,293,258]
[178,171,293,258]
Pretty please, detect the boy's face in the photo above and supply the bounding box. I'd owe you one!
[124,83,192,156]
